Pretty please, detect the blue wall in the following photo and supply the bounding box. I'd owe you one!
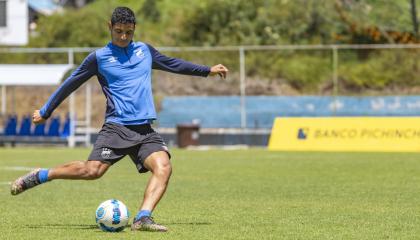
[157,96,420,128]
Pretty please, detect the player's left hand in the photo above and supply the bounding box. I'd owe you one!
[209,64,228,79]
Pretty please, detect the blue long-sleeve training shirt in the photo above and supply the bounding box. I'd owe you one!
[40,41,211,125]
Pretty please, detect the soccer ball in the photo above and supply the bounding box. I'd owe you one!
[95,199,130,232]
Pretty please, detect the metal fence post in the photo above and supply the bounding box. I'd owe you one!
[332,45,338,115]
[0,49,4,115]
[85,82,92,147]
[1,85,6,115]
[239,46,246,128]
[68,48,76,148]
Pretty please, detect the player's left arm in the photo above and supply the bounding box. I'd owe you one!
[146,44,228,78]
[208,64,228,79]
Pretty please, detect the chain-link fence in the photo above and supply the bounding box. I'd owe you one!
[0,44,419,129]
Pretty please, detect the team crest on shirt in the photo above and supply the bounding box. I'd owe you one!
[101,148,112,159]
[108,56,117,63]
[135,49,144,58]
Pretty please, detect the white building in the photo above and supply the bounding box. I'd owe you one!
[0,0,64,46]
[0,0,28,46]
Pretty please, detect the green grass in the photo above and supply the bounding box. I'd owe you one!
[1,148,420,239]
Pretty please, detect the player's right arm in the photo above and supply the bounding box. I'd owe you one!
[34,52,98,124]
[32,110,46,124]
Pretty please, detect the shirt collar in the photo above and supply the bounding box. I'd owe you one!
[107,41,135,51]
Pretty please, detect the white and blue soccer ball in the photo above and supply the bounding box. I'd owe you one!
[95,199,130,232]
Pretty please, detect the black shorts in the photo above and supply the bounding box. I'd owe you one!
[88,122,170,173]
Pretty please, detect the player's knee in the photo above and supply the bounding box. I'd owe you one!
[86,168,104,180]
[83,161,107,180]
[155,161,172,180]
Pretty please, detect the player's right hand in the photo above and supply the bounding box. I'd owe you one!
[32,110,46,125]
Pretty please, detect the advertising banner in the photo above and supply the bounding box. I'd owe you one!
[268,117,420,152]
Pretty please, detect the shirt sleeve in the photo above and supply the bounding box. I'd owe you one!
[39,52,98,119]
[146,43,211,77]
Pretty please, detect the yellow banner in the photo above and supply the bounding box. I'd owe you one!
[268,117,420,152]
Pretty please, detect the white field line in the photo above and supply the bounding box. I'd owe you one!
[0,182,11,185]
[0,166,35,171]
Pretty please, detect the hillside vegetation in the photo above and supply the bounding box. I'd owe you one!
[7,0,415,94]
[28,0,419,47]
[0,1,416,92]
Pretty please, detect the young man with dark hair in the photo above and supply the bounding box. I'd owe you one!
[10,6,228,232]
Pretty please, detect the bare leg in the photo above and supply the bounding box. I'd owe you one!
[11,160,110,195]
[140,151,172,211]
[131,151,171,231]
[48,160,111,180]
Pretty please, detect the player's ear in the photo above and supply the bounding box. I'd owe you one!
[108,21,112,31]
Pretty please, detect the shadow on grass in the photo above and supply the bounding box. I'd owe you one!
[25,224,98,230]
[165,222,211,225]
[25,222,211,230]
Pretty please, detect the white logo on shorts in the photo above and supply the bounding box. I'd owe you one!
[101,148,112,159]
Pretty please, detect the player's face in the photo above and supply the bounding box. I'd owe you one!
[109,22,135,48]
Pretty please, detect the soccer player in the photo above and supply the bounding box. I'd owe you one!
[10,6,228,232]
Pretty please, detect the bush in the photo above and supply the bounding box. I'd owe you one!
[339,50,420,91]
[245,51,331,92]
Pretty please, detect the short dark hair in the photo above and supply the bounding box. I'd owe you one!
[111,7,136,26]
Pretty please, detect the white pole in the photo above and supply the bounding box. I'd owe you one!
[68,49,75,147]
[1,85,6,115]
[68,48,74,66]
[239,47,246,128]
[85,82,92,147]
[69,93,76,148]
[332,46,338,115]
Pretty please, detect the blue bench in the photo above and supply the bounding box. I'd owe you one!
[1,115,71,146]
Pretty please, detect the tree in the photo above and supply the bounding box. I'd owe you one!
[140,0,161,23]
[410,0,419,38]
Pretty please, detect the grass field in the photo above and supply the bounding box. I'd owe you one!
[1,148,420,239]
